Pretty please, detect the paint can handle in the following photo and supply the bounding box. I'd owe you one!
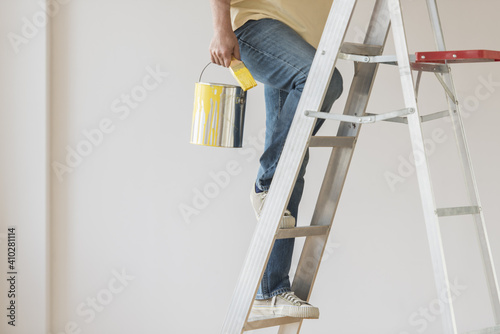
[198,62,213,83]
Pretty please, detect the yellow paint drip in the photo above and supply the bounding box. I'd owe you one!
[191,83,222,147]
[191,79,246,148]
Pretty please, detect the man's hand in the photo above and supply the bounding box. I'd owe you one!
[210,29,240,67]
[209,0,240,67]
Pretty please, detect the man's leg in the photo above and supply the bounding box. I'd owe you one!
[235,18,343,300]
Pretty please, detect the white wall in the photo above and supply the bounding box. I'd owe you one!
[1,0,499,334]
[0,0,49,333]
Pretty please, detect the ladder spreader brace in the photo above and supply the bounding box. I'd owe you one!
[305,107,414,124]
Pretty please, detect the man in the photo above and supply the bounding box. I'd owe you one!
[209,0,343,318]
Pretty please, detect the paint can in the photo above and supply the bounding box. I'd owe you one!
[190,63,247,148]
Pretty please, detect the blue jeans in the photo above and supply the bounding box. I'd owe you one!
[235,18,343,300]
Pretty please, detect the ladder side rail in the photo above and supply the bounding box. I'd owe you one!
[425,0,446,52]
[448,50,500,328]
[389,1,458,333]
[426,0,500,323]
[220,0,357,333]
[279,1,392,333]
[291,0,392,304]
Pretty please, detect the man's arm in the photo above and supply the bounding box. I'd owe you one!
[209,0,240,67]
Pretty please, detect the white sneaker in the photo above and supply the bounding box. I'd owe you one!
[250,185,295,229]
[251,292,319,319]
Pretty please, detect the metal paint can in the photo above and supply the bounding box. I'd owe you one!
[191,66,247,148]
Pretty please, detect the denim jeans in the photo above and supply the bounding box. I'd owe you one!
[234,18,343,300]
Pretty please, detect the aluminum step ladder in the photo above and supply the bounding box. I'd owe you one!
[221,0,500,333]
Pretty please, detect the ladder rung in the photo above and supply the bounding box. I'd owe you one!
[244,316,301,331]
[275,226,330,239]
[309,136,356,148]
[340,42,382,56]
[436,206,481,217]
[421,110,449,122]
[463,325,500,334]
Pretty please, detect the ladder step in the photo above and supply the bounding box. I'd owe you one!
[275,226,330,239]
[309,136,356,148]
[340,42,382,56]
[463,325,500,334]
[244,315,301,331]
[436,206,481,217]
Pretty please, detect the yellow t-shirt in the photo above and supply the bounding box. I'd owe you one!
[230,0,334,49]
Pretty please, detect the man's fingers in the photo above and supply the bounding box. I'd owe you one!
[233,45,241,61]
[210,49,228,67]
[223,54,231,68]
[210,53,218,65]
[211,51,224,67]
[215,57,222,65]
[209,30,240,67]
[215,52,229,67]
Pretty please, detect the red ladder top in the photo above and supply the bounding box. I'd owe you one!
[415,50,500,63]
